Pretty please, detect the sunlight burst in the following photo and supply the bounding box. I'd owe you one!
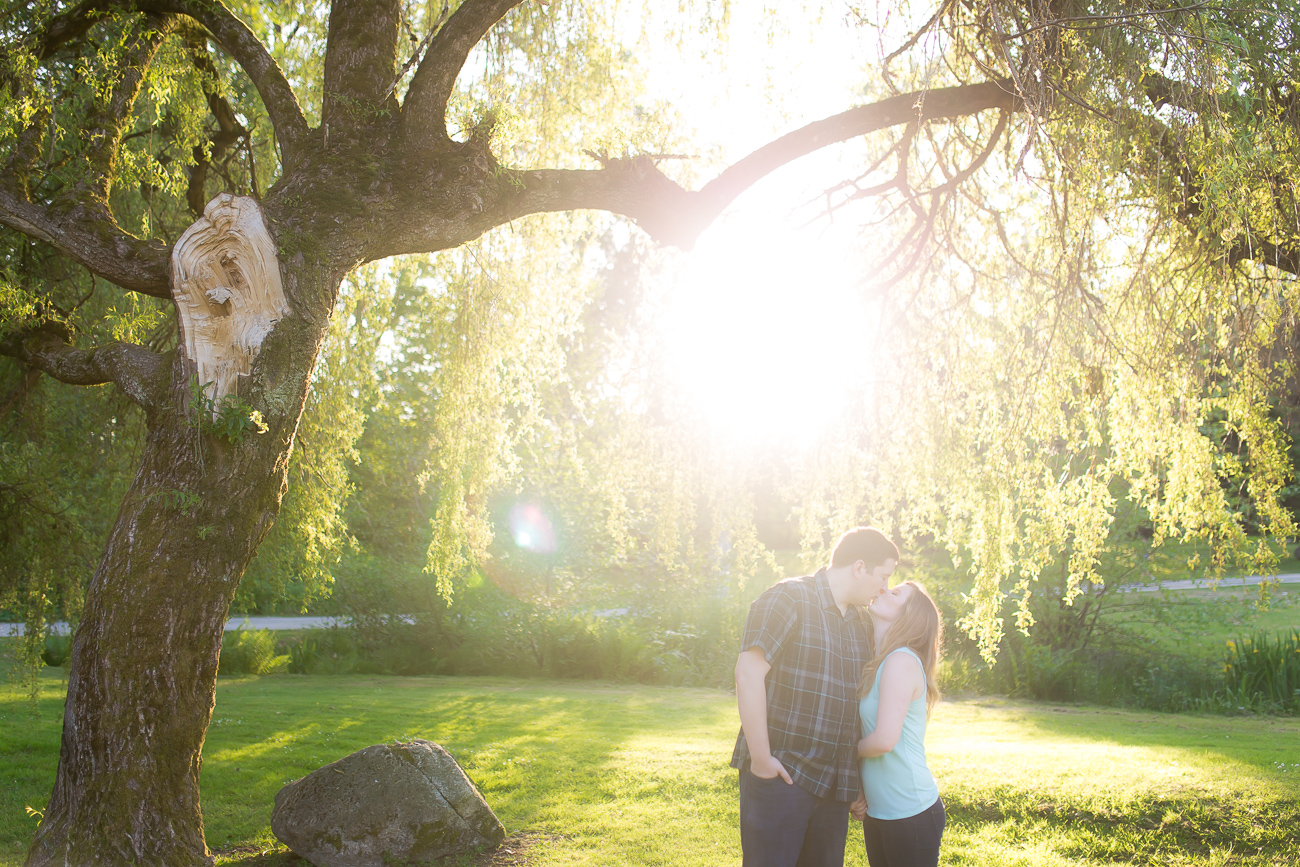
[663,207,873,448]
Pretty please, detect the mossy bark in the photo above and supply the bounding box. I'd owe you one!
[25,259,341,867]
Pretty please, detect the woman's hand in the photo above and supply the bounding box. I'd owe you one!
[849,795,868,822]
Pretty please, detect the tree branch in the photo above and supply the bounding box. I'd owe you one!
[1124,103,1300,277]
[386,3,449,101]
[0,366,41,423]
[4,0,113,65]
[1140,71,1220,114]
[0,322,168,412]
[695,79,1022,222]
[322,0,402,132]
[82,13,176,202]
[926,109,1009,198]
[0,3,116,191]
[0,187,171,296]
[1227,237,1300,276]
[137,0,309,160]
[1002,3,1219,42]
[5,104,49,198]
[366,79,1026,264]
[0,12,174,296]
[400,0,526,149]
[496,79,1024,249]
[181,24,249,215]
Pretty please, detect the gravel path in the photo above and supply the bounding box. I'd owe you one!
[1126,573,1300,592]
[6,577,1298,635]
[0,616,343,637]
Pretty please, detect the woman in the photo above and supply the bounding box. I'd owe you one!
[853,581,944,867]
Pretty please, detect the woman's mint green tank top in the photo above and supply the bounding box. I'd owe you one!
[858,647,939,820]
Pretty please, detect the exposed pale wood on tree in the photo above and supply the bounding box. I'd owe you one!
[172,194,289,407]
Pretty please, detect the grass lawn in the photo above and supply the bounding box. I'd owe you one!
[2,670,1298,866]
[1105,584,1300,660]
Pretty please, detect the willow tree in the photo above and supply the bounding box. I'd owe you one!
[1,0,1295,862]
[0,0,1028,863]
[789,0,1300,655]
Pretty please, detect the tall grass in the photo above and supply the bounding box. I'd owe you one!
[940,627,1300,715]
[1224,629,1300,713]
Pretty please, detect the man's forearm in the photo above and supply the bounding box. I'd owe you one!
[736,669,773,759]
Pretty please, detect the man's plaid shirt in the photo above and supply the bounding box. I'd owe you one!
[730,569,871,801]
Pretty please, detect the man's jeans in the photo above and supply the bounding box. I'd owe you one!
[739,766,850,867]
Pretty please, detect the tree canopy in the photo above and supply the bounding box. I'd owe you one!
[0,0,1298,863]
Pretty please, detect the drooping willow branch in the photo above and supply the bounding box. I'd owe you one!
[81,13,176,203]
[137,0,309,160]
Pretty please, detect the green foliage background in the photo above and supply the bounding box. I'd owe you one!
[3,0,1300,707]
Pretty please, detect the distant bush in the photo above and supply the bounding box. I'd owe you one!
[939,640,1227,712]
[41,633,71,667]
[218,628,290,676]
[286,627,359,674]
[264,576,740,686]
[394,596,671,682]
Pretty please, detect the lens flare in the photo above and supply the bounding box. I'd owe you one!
[509,503,557,554]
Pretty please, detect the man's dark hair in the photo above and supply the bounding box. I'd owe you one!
[830,526,899,569]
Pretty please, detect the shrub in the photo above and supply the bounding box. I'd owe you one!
[1224,629,1300,713]
[936,613,1226,712]
[285,627,359,674]
[41,633,71,667]
[218,628,290,676]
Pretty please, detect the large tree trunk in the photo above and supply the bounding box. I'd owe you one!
[25,250,340,866]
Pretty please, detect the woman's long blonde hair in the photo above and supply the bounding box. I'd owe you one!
[859,580,943,715]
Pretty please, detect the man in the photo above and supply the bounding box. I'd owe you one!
[732,526,899,867]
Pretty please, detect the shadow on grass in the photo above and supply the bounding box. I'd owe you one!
[946,789,1300,863]
[201,676,735,849]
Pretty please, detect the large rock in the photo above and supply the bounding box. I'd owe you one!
[271,739,505,866]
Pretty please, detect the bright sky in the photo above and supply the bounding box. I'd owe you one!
[622,3,900,448]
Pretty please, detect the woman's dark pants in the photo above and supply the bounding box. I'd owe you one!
[738,767,850,867]
[861,797,945,867]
